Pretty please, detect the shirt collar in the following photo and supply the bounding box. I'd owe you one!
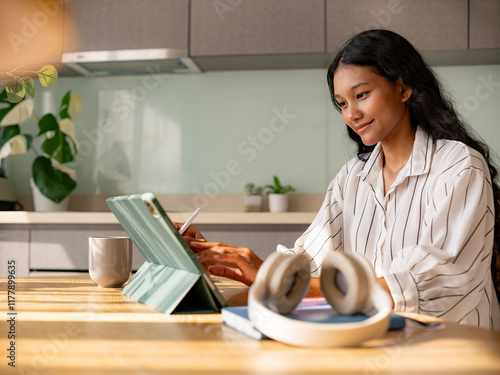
[357,126,433,184]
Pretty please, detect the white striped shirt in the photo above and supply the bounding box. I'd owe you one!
[280,126,500,329]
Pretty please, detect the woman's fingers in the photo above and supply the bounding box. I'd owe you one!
[172,222,206,241]
[188,241,263,285]
[172,224,262,286]
[183,236,207,247]
[208,265,244,284]
[197,250,260,285]
[190,241,215,250]
[190,241,230,255]
[183,226,205,240]
[192,242,263,265]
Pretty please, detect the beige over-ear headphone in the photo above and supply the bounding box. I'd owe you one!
[248,251,393,347]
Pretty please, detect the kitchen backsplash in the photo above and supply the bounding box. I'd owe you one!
[5,65,500,196]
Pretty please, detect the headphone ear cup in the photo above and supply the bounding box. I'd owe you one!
[320,252,371,315]
[260,253,310,314]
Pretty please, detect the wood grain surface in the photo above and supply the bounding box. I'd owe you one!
[0,275,499,375]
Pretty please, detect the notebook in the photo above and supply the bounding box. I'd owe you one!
[106,192,227,314]
[222,298,406,340]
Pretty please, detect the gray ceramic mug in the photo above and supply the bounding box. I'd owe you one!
[89,236,133,288]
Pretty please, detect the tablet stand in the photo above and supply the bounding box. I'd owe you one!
[106,193,227,315]
[123,260,220,314]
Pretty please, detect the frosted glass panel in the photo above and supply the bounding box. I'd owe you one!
[5,65,500,197]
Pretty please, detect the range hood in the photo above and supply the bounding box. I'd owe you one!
[62,48,201,76]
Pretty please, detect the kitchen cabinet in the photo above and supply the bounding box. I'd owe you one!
[326,0,468,52]
[470,0,500,49]
[29,225,146,273]
[63,0,189,52]
[0,227,29,277]
[2,223,306,276]
[190,0,324,56]
[190,0,327,70]
[59,0,499,73]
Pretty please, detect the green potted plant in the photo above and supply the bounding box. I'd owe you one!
[244,182,264,212]
[265,176,295,213]
[0,84,82,211]
[0,64,60,211]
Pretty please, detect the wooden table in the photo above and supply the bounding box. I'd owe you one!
[1,275,499,375]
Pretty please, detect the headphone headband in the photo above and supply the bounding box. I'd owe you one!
[248,251,392,347]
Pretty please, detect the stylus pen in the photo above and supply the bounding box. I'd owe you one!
[178,208,201,235]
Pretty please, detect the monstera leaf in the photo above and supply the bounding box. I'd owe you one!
[32,156,76,203]
[59,91,82,119]
[0,98,35,126]
[0,125,32,160]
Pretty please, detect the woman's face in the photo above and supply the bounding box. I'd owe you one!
[333,64,412,147]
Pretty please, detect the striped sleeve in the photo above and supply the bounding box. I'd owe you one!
[277,171,346,276]
[385,166,495,325]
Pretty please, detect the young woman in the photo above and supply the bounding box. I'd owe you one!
[178,29,500,329]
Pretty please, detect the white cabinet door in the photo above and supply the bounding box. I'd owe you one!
[30,226,145,271]
[0,228,30,277]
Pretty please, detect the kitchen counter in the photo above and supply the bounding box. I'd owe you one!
[1,195,322,277]
[0,211,314,277]
[0,211,317,225]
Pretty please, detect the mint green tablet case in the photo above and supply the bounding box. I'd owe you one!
[106,193,227,314]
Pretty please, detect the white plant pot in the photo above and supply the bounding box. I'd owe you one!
[30,178,69,212]
[0,177,18,211]
[268,194,289,213]
[244,194,263,212]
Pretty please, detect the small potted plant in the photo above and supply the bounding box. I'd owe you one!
[244,182,264,212]
[0,84,82,211]
[265,176,295,213]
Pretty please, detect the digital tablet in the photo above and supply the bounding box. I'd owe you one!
[106,192,227,314]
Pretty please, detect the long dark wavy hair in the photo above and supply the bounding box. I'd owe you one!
[327,29,500,304]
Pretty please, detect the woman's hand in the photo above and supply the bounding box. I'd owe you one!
[190,241,263,286]
[172,223,206,245]
[172,222,263,285]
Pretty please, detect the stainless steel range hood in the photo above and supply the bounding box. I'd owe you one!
[62,48,201,76]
